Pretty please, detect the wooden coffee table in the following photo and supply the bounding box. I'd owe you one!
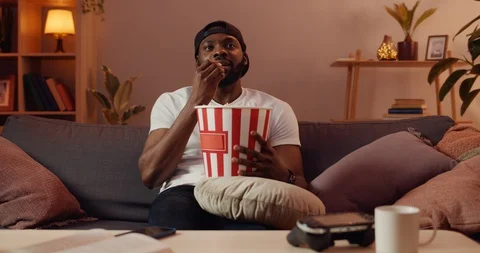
[0,229,478,252]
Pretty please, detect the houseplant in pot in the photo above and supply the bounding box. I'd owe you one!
[385,1,437,60]
[427,0,480,116]
[88,65,146,125]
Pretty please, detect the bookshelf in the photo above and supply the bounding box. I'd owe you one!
[0,0,99,133]
[331,49,471,124]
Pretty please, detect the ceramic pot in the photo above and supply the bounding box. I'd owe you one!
[397,40,418,60]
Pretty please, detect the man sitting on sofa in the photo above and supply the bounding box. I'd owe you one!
[138,20,307,230]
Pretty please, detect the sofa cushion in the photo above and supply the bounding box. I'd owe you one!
[395,155,480,235]
[435,125,480,161]
[308,131,457,214]
[1,115,158,222]
[0,136,93,229]
[299,116,455,182]
[194,177,325,229]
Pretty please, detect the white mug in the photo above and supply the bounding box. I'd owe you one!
[375,205,436,253]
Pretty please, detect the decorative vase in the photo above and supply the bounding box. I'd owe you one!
[377,35,398,61]
[397,40,418,61]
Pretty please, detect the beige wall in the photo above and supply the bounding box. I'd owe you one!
[97,0,480,126]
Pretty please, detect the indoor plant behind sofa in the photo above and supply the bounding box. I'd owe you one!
[0,115,455,230]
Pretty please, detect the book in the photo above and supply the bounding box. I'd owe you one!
[45,78,67,111]
[36,74,59,111]
[23,74,44,111]
[391,104,427,109]
[394,98,425,104]
[383,113,429,119]
[388,108,425,114]
[3,229,173,253]
[55,83,75,111]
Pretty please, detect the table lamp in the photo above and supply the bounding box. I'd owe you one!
[44,9,75,53]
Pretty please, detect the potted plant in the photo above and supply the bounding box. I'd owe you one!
[427,0,480,116]
[385,1,437,60]
[82,0,105,20]
[88,65,146,125]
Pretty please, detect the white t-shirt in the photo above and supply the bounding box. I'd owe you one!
[149,86,301,192]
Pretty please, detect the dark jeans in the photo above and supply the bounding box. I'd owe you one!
[148,185,270,230]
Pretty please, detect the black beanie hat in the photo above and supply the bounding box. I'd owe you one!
[194,20,249,77]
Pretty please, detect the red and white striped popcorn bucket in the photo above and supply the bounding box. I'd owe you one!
[195,106,272,178]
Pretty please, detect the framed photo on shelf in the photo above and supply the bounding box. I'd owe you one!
[425,35,449,61]
[0,75,15,111]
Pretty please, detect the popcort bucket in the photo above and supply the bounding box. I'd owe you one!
[195,106,272,177]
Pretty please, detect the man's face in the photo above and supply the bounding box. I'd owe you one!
[196,33,246,88]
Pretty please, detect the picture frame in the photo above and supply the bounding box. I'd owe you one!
[0,75,15,111]
[425,35,449,61]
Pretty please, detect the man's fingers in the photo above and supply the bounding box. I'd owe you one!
[196,59,213,72]
[251,131,268,147]
[205,64,225,83]
[199,62,218,77]
[234,145,268,161]
[232,157,267,171]
[250,131,275,154]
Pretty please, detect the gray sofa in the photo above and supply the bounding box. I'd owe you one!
[0,115,455,230]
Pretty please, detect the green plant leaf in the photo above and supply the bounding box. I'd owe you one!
[88,88,111,109]
[461,89,480,116]
[396,4,409,32]
[459,76,478,100]
[113,74,139,113]
[468,26,480,42]
[427,58,460,84]
[463,55,474,66]
[472,64,480,75]
[385,6,405,31]
[102,65,120,99]
[412,8,437,35]
[118,101,129,114]
[102,108,120,125]
[406,1,419,33]
[395,4,409,22]
[121,105,146,122]
[454,14,480,40]
[439,69,468,101]
[468,38,480,61]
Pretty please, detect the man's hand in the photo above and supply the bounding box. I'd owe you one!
[190,59,225,105]
[232,131,290,182]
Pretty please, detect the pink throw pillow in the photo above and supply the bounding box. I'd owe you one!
[395,155,480,235]
[0,136,94,229]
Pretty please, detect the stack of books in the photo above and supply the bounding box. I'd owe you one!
[383,98,428,119]
[23,73,75,111]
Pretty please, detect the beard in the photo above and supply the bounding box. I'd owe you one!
[218,62,245,88]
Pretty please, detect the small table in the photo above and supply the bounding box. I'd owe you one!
[0,229,479,252]
[330,49,470,123]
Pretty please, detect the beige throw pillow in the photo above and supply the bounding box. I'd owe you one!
[194,177,325,229]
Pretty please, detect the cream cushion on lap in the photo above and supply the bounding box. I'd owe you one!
[194,177,325,229]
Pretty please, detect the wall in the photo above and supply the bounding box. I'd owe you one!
[97,0,480,126]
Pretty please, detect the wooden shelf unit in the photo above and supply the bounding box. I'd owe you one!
[0,0,100,129]
[331,49,469,122]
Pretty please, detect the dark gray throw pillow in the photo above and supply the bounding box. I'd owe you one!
[308,131,457,214]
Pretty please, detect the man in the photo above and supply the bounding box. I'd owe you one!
[138,20,307,230]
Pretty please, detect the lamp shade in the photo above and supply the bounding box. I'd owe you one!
[44,9,75,35]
